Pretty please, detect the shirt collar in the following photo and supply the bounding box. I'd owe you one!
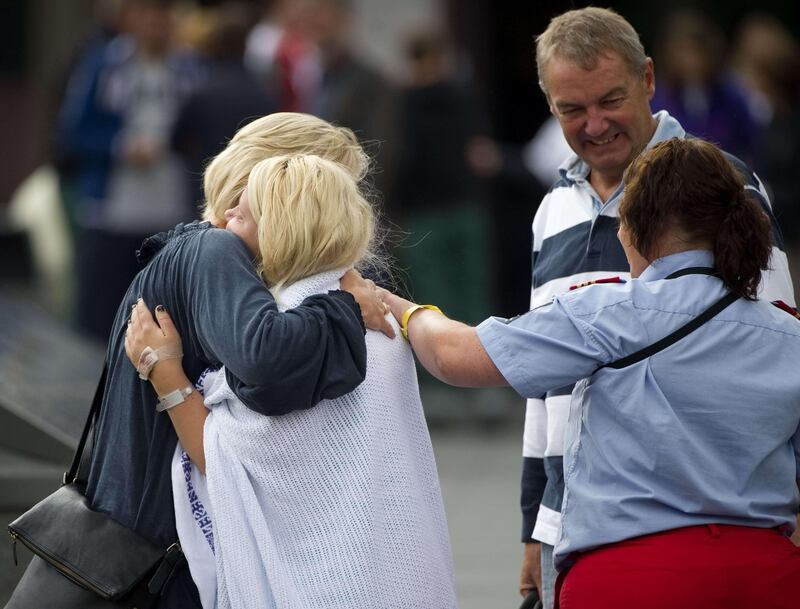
[639,250,715,282]
[558,110,687,183]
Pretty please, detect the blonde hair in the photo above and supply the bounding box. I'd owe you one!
[246,154,376,292]
[536,7,647,96]
[202,112,369,225]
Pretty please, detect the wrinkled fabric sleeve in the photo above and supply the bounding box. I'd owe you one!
[186,230,367,415]
[476,303,606,400]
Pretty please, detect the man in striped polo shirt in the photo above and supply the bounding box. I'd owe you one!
[519,8,796,608]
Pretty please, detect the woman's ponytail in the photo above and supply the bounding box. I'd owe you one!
[621,138,773,300]
[714,191,772,300]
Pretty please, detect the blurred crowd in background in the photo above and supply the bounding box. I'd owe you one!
[1,0,799,346]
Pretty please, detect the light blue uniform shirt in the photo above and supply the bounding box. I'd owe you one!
[477,250,800,570]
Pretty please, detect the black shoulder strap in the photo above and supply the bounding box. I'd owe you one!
[65,364,108,485]
[597,292,739,371]
[663,266,717,279]
[63,362,186,577]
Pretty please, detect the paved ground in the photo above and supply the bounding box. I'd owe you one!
[433,424,525,609]
[0,387,527,608]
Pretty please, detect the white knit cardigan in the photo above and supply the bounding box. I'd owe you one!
[174,270,458,609]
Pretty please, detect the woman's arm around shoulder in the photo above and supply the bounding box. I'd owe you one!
[381,289,508,388]
[185,230,389,415]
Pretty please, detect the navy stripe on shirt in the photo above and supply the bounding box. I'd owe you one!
[547,176,574,193]
[722,151,786,250]
[521,456,547,542]
[533,216,629,289]
[521,456,566,542]
[547,384,575,398]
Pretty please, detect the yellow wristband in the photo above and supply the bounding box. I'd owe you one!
[400,304,443,340]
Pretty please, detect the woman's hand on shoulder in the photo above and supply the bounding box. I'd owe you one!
[340,270,395,339]
[377,288,414,325]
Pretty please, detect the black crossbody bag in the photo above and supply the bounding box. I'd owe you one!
[596,267,739,372]
[5,366,185,609]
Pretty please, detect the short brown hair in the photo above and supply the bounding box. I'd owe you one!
[619,138,772,300]
[536,7,647,96]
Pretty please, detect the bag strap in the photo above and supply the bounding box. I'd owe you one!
[63,362,187,593]
[661,266,717,279]
[597,267,739,371]
[65,364,108,486]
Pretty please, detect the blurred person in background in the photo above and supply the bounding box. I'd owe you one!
[732,13,800,294]
[517,8,795,609]
[652,8,758,163]
[304,0,394,193]
[56,0,202,341]
[732,13,800,129]
[390,26,492,325]
[172,1,278,213]
[54,0,130,239]
[245,0,320,112]
[473,116,572,317]
[521,116,572,191]
[244,0,283,82]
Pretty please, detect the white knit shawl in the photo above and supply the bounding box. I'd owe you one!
[201,270,457,609]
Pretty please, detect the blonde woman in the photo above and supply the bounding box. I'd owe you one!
[201,112,371,226]
[125,155,457,609]
[85,113,392,609]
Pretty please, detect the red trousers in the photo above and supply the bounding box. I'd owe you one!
[556,524,800,609]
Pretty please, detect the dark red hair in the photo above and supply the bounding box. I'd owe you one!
[619,138,772,300]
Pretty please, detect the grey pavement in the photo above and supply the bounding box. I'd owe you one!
[433,422,525,609]
[0,386,527,608]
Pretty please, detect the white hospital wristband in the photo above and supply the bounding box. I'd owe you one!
[156,385,194,412]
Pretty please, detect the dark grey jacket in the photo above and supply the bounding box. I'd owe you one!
[86,222,367,608]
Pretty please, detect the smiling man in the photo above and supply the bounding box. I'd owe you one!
[518,8,796,608]
[544,52,656,202]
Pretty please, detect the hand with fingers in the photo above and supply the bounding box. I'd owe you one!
[376,287,413,326]
[340,269,396,339]
[124,299,184,381]
[519,542,542,602]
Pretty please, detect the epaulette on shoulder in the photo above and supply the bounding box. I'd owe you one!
[569,276,626,291]
[771,300,800,320]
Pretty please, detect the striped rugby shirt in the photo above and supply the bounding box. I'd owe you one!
[522,110,797,545]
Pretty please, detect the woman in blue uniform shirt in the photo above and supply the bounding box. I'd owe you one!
[384,137,800,608]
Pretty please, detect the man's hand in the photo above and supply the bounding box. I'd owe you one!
[340,270,395,338]
[520,542,542,598]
